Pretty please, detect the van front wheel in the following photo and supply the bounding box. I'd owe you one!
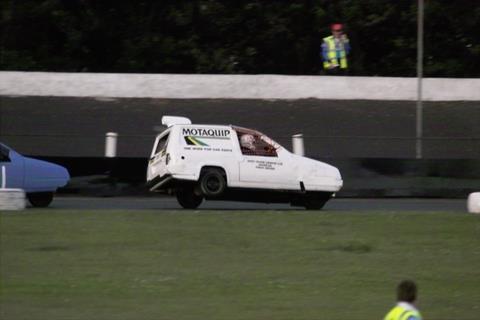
[303,198,327,210]
[176,188,203,209]
[302,193,331,210]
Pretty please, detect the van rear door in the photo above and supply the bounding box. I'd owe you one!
[147,130,171,183]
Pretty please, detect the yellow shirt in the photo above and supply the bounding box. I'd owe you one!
[384,302,422,320]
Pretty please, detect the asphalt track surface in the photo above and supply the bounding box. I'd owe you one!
[45,196,468,211]
[2,96,479,158]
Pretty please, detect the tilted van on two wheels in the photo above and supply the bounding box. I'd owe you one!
[146,116,342,209]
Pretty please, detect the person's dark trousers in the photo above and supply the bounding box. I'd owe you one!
[322,68,348,76]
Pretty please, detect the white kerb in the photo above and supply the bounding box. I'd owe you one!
[467,192,480,214]
[0,189,26,211]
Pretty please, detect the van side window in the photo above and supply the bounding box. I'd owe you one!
[237,133,278,157]
[155,133,169,155]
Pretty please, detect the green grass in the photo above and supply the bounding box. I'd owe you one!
[1,210,479,320]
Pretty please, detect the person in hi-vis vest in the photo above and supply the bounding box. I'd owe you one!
[321,23,350,74]
[384,280,423,320]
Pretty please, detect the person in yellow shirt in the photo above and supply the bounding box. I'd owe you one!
[384,280,423,320]
[321,23,350,75]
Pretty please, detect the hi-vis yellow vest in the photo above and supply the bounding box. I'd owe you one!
[384,305,422,320]
[323,35,348,69]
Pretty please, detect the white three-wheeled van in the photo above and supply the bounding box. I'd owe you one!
[147,116,342,209]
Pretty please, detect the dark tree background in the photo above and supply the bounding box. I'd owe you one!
[1,0,479,77]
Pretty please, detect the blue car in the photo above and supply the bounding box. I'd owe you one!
[0,143,70,207]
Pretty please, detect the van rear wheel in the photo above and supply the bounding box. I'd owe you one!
[176,187,203,209]
[199,168,226,197]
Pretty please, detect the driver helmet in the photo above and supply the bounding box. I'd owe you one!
[240,134,255,150]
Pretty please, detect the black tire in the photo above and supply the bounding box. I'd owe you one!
[303,194,330,210]
[27,192,54,208]
[176,188,203,209]
[199,168,226,197]
[304,199,327,210]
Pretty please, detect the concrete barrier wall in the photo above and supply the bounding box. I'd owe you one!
[1,71,479,101]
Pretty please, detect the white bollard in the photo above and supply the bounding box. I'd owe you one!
[467,192,480,214]
[292,134,305,156]
[105,132,118,158]
[0,189,26,211]
[1,165,6,188]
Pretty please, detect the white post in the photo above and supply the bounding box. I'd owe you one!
[1,165,5,189]
[105,132,118,158]
[467,192,480,214]
[292,134,305,156]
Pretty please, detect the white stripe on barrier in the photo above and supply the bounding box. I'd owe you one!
[1,71,479,101]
